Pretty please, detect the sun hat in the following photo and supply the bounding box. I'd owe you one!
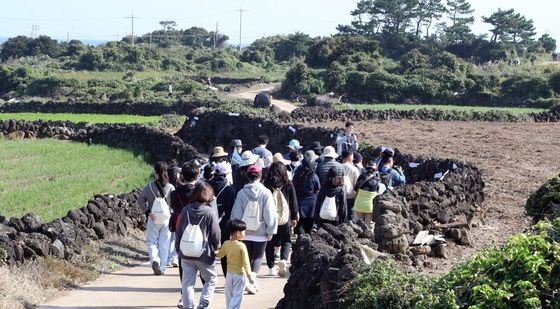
[287,139,303,150]
[322,146,338,159]
[304,150,318,162]
[230,139,244,147]
[247,164,262,174]
[239,150,259,167]
[273,152,291,165]
[212,146,228,158]
[213,162,230,176]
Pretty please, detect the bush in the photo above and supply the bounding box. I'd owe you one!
[526,174,560,222]
[341,260,432,309]
[502,75,553,100]
[549,72,560,94]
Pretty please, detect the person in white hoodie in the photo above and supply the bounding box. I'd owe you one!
[137,161,175,276]
[231,164,277,293]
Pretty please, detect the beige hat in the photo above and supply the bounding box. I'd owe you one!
[212,146,228,158]
[240,150,259,167]
[322,146,338,159]
[272,152,291,165]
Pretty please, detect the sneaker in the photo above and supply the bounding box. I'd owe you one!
[177,296,183,309]
[152,261,162,276]
[268,267,278,276]
[278,260,288,277]
[245,283,257,295]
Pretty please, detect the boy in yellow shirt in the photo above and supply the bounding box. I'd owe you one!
[216,219,255,309]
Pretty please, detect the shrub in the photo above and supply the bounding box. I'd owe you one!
[341,260,432,309]
[549,72,560,94]
[502,75,553,100]
[526,174,560,222]
[400,49,429,73]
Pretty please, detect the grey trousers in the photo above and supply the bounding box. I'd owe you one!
[181,259,217,308]
[225,272,246,309]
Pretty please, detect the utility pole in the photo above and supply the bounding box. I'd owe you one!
[235,8,247,51]
[31,25,39,38]
[125,10,136,47]
[67,32,70,42]
[213,21,218,50]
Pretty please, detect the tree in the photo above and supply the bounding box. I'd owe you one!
[0,36,33,61]
[339,0,419,36]
[482,9,535,48]
[414,0,446,37]
[445,0,474,43]
[539,34,557,53]
[159,20,177,31]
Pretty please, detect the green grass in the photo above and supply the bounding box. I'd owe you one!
[60,70,168,82]
[0,139,152,222]
[0,113,162,124]
[342,103,547,115]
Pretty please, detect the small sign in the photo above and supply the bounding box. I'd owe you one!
[228,113,240,117]
[409,162,420,168]
[288,126,296,133]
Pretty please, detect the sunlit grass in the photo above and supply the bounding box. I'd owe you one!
[0,113,161,124]
[0,139,152,222]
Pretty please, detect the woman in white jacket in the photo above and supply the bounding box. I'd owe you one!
[137,161,175,276]
[231,164,277,293]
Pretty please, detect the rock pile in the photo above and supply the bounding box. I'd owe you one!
[0,191,144,265]
[276,223,385,309]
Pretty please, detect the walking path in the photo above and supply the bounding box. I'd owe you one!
[230,83,298,113]
[38,261,287,309]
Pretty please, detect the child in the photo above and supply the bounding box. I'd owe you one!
[216,219,255,309]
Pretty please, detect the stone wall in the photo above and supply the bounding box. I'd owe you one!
[0,191,143,265]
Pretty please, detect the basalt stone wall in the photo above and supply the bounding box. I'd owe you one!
[290,106,560,123]
[0,100,219,116]
[0,119,201,163]
[276,222,384,309]
[0,191,144,266]
[180,112,485,254]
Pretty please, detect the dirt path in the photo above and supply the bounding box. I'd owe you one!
[230,83,298,113]
[38,261,286,309]
[319,120,560,273]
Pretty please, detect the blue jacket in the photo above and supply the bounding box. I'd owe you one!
[379,166,406,186]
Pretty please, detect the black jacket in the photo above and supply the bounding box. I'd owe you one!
[314,185,347,226]
[266,182,299,223]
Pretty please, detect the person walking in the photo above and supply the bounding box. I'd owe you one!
[354,162,381,226]
[336,122,358,156]
[231,164,277,293]
[341,150,360,222]
[315,146,344,186]
[292,157,320,235]
[312,167,348,232]
[216,219,255,309]
[263,162,298,277]
[175,182,221,309]
[208,162,236,276]
[138,161,175,276]
[233,150,259,193]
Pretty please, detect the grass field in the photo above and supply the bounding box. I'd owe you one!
[0,139,152,222]
[343,103,547,115]
[0,113,162,124]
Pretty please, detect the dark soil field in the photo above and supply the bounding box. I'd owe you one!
[320,120,560,273]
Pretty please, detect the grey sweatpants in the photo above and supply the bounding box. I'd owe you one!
[181,259,217,308]
[225,272,246,309]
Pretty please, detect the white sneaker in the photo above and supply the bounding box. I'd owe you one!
[177,296,183,309]
[245,283,257,295]
[268,267,278,276]
[278,260,288,277]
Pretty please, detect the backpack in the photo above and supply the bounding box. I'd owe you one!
[273,187,290,225]
[209,185,228,219]
[242,197,261,231]
[179,209,205,257]
[319,195,338,221]
[149,182,171,225]
[379,171,393,188]
[343,174,354,196]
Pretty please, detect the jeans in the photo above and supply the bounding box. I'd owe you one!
[181,259,217,309]
[168,232,178,264]
[146,217,171,273]
[242,240,267,274]
[225,272,246,309]
[346,198,356,222]
[266,223,291,268]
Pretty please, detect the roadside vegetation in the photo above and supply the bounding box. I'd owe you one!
[341,103,546,114]
[0,139,151,222]
[0,113,162,124]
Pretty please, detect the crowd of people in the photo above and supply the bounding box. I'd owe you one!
[137,121,407,309]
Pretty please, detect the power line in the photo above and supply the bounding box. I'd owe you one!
[124,10,137,47]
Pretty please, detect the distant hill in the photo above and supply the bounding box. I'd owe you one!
[0,37,107,46]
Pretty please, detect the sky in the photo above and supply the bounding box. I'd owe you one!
[0,0,558,46]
